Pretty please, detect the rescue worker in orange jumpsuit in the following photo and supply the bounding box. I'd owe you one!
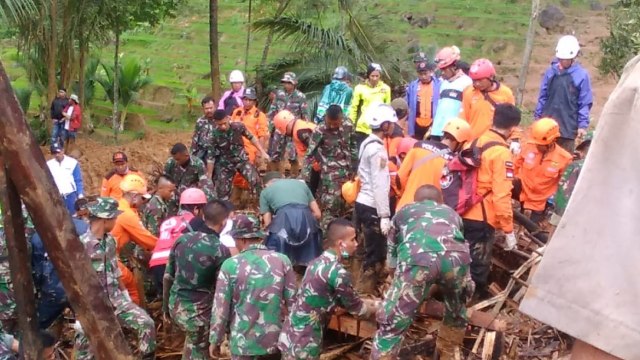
[100,151,144,200]
[273,110,317,179]
[111,174,158,305]
[461,58,515,141]
[396,118,472,211]
[514,117,573,224]
[462,103,521,299]
[230,87,269,206]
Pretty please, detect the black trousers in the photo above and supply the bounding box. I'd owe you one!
[462,219,495,296]
[354,202,386,270]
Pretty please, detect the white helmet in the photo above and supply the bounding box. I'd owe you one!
[229,70,245,83]
[367,103,398,129]
[555,35,580,60]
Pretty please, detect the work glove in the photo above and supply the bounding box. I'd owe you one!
[504,232,517,251]
[509,140,521,156]
[380,218,391,236]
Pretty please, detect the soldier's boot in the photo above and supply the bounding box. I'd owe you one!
[289,160,300,178]
[356,267,377,295]
[433,325,466,360]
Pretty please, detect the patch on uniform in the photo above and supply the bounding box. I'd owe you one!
[505,161,514,179]
[380,156,387,169]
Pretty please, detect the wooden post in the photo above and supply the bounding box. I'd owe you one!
[0,162,42,359]
[516,0,541,107]
[0,60,134,359]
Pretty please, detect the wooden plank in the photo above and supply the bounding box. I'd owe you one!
[482,331,496,360]
[0,61,134,359]
[328,314,377,338]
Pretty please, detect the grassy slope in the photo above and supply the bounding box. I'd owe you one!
[5,0,584,133]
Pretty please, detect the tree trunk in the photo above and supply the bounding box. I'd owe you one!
[209,0,221,100]
[244,0,252,74]
[516,0,540,107]
[113,29,121,140]
[78,39,88,108]
[0,165,43,360]
[47,0,58,105]
[60,2,74,90]
[0,60,134,359]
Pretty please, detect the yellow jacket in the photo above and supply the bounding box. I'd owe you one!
[350,81,391,134]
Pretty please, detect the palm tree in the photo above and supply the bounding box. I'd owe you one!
[97,57,152,132]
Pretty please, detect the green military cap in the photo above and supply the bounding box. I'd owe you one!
[230,213,267,239]
[281,72,298,85]
[87,197,122,219]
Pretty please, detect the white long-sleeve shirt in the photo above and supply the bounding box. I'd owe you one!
[46,155,84,196]
[356,134,390,218]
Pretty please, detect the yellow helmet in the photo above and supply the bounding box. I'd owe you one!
[119,174,148,195]
[531,118,560,145]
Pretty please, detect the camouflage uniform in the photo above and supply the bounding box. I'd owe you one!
[279,249,368,360]
[164,156,214,200]
[210,214,296,359]
[302,120,359,228]
[267,77,309,163]
[141,195,172,237]
[371,200,473,359]
[165,229,229,359]
[205,122,262,200]
[74,198,156,360]
[191,116,215,163]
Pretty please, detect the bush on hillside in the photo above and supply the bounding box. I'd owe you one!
[599,0,640,77]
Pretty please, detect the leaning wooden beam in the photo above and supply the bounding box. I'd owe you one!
[0,164,42,359]
[0,61,134,359]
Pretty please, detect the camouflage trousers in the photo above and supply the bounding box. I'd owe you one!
[214,162,261,201]
[317,176,349,230]
[74,298,156,359]
[233,353,281,360]
[170,298,212,360]
[371,255,472,359]
[268,131,297,163]
[462,219,495,294]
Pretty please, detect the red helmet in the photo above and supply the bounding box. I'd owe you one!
[469,58,496,80]
[397,137,418,156]
[179,188,207,205]
[435,46,461,69]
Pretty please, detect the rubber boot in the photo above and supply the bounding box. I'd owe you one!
[356,267,377,295]
[434,325,466,360]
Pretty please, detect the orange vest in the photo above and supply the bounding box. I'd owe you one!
[515,143,573,211]
[100,169,144,200]
[396,142,449,211]
[292,120,316,158]
[461,83,515,140]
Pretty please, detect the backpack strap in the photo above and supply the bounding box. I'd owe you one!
[481,91,498,108]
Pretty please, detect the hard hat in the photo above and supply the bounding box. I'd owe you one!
[341,178,359,205]
[435,46,461,69]
[367,103,398,129]
[229,70,245,83]
[555,35,580,60]
[443,118,472,143]
[179,188,207,205]
[333,66,349,80]
[274,110,295,135]
[119,174,149,197]
[70,94,79,103]
[397,137,418,156]
[531,118,561,145]
[469,58,496,80]
[242,87,258,100]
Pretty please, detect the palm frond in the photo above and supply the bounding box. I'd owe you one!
[0,0,36,23]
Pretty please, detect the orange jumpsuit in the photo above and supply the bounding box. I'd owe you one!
[460,83,515,141]
[100,169,144,200]
[396,141,451,211]
[384,134,403,204]
[515,143,573,211]
[231,106,269,189]
[111,198,158,304]
[462,130,515,233]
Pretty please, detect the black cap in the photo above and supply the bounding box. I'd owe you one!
[243,87,258,100]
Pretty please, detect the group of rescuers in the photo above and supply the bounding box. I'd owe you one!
[0,35,593,360]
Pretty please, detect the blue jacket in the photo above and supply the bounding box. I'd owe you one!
[534,59,593,139]
[31,218,88,305]
[405,77,441,136]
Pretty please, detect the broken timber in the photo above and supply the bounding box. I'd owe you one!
[0,60,134,359]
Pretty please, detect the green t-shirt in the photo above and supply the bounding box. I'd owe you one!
[259,179,314,214]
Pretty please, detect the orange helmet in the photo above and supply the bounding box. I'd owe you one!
[341,178,359,205]
[531,118,560,145]
[443,118,472,143]
[435,46,461,69]
[274,110,295,135]
[397,137,418,156]
[119,174,148,195]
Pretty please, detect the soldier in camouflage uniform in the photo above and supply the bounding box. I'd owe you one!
[141,175,177,236]
[191,96,217,163]
[165,143,214,200]
[371,185,473,360]
[204,109,269,201]
[302,105,358,229]
[74,197,156,360]
[279,219,378,360]
[209,213,297,360]
[163,200,231,359]
[268,72,309,173]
